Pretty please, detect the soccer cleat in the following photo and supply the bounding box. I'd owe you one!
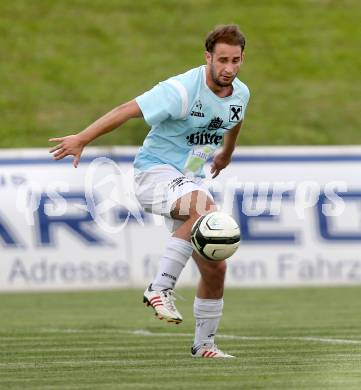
[143,284,183,324]
[191,343,235,358]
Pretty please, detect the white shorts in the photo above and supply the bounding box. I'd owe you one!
[134,164,213,231]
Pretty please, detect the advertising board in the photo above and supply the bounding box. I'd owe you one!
[1,147,360,291]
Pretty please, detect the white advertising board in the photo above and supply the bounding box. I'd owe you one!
[1,146,361,291]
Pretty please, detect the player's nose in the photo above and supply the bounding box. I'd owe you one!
[224,64,233,74]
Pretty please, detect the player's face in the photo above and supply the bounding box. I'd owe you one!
[206,43,244,87]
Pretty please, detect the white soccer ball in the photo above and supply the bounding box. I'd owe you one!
[191,211,240,261]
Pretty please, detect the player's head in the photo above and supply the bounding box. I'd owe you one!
[205,25,245,87]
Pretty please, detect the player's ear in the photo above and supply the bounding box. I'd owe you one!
[205,51,212,64]
[240,50,245,64]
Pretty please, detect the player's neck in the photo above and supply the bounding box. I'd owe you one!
[205,67,233,98]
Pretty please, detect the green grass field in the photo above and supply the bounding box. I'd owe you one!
[1,287,361,389]
[1,0,360,147]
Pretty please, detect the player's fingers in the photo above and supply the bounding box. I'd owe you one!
[73,154,81,168]
[49,144,63,153]
[53,149,67,158]
[212,168,220,179]
[53,151,69,160]
[49,137,65,143]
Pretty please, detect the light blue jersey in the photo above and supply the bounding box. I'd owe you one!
[134,65,250,178]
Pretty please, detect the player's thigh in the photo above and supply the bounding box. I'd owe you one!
[134,165,187,216]
[170,190,217,221]
[134,165,215,234]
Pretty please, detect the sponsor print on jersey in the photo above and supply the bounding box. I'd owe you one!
[229,105,242,122]
[184,145,215,174]
[186,131,223,146]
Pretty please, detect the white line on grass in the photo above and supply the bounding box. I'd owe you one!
[11,328,358,346]
[130,329,361,345]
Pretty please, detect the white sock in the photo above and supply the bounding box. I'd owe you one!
[193,297,224,348]
[152,237,193,291]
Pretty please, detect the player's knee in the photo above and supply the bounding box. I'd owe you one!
[214,261,227,281]
[201,260,227,285]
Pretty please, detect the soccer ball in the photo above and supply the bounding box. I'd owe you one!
[191,211,240,261]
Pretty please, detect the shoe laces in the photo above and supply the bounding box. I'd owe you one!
[204,343,223,354]
[209,344,220,352]
[160,289,178,312]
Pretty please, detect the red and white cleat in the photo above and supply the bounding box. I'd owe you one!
[143,284,182,324]
[191,343,235,358]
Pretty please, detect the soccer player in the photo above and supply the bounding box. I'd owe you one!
[49,24,250,358]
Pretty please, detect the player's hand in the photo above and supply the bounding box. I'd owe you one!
[210,151,231,178]
[48,134,85,168]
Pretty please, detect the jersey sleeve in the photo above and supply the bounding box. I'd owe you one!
[136,80,184,126]
[240,84,250,120]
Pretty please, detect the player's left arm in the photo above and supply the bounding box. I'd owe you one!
[210,121,242,178]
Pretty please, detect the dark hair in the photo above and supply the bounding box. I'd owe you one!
[205,24,246,53]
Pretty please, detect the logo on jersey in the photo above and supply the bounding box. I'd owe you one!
[196,116,229,132]
[190,100,205,117]
[229,105,242,122]
[186,130,223,146]
[208,116,223,130]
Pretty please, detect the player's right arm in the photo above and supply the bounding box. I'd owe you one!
[49,99,143,168]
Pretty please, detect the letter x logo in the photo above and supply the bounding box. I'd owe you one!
[229,105,242,122]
